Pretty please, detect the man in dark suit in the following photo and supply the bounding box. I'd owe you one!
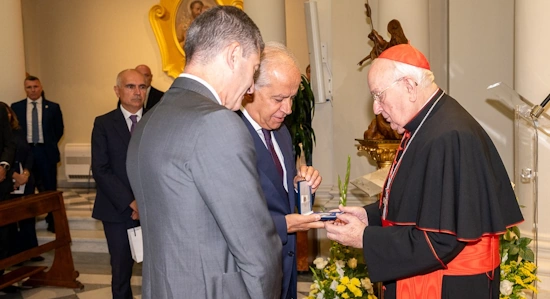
[11,76,64,233]
[240,42,324,299]
[135,64,164,111]
[91,69,145,299]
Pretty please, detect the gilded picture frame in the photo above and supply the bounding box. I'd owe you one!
[149,0,244,78]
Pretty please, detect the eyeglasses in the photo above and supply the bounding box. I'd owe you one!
[371,77,405,104]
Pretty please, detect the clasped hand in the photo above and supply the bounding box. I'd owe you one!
[12,172,29,189]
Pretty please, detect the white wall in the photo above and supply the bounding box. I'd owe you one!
[448,0,514,176]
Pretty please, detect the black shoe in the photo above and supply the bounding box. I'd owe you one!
[30,256,45,262]
[47,223,55,233]
[0,285,20,293]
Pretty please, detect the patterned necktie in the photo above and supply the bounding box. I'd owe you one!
[32,102,39,144]
[261,129,284,180]
[129,115,138,135]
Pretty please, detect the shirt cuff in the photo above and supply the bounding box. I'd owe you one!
[0,162,10,170]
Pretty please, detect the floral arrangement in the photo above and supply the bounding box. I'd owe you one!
[307,156,378,299]
[499,226,539,299]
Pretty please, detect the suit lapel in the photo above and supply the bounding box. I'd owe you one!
[239,112,289,202]
[41,100,48,128]
[113,109,131,145]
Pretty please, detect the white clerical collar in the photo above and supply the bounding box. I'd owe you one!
[178,73,222,105]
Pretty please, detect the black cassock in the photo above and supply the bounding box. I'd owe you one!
[363,89,524,299]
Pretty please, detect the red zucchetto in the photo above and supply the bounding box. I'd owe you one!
[378,44,430,70]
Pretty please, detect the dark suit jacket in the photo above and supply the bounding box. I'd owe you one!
[91,108,135,222]
[12,128,35,195]
[0,107,15,198]
[144,86,164,111]
[11,98,64,163]
[239,111,298,299]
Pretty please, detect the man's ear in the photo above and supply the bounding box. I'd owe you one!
[224,41,242,71]
[404,77,418,93]
[114,86,121,98]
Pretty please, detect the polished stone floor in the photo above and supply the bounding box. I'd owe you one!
[0,251,313,298]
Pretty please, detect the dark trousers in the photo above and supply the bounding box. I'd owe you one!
[31,145,58,224]
[7,194,38,255]
[103,220,138,299]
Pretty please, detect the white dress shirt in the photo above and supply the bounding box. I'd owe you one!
[120,106,143,132]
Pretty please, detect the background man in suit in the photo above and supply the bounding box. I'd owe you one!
[11,76,64,233]
[127,6,282,299]
[135,64,164,111]
[240,42,324,299]
[91,69,145,299]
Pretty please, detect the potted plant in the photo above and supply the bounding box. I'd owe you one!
[284,73,316,165]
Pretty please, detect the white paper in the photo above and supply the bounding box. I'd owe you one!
[350,167,391,197]
[127,226,143,263]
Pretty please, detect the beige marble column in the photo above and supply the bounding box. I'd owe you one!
[516,0,550,292]
[0,0,26,104]
[244,0,286,44]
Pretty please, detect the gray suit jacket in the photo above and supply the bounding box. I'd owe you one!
[127,77,282,299]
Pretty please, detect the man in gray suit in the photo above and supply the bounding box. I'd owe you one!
[126,6,282,299]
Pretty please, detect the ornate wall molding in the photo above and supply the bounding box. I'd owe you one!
[149,0,244,78]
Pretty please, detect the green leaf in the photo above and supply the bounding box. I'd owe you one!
[522,248,535,262]
[509,246,519,256]
[519,237,532,247]
[511,226,521,237]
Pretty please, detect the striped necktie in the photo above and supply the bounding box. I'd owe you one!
[261,129,284,180]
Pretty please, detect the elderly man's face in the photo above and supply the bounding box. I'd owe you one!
[247,64,301,130]
[368,59,410,134]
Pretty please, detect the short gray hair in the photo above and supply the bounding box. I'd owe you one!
[254,41,300,88]
[184,6,264,65]
[389,60,435,88]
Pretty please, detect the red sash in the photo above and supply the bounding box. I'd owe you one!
[382,221,499,299]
